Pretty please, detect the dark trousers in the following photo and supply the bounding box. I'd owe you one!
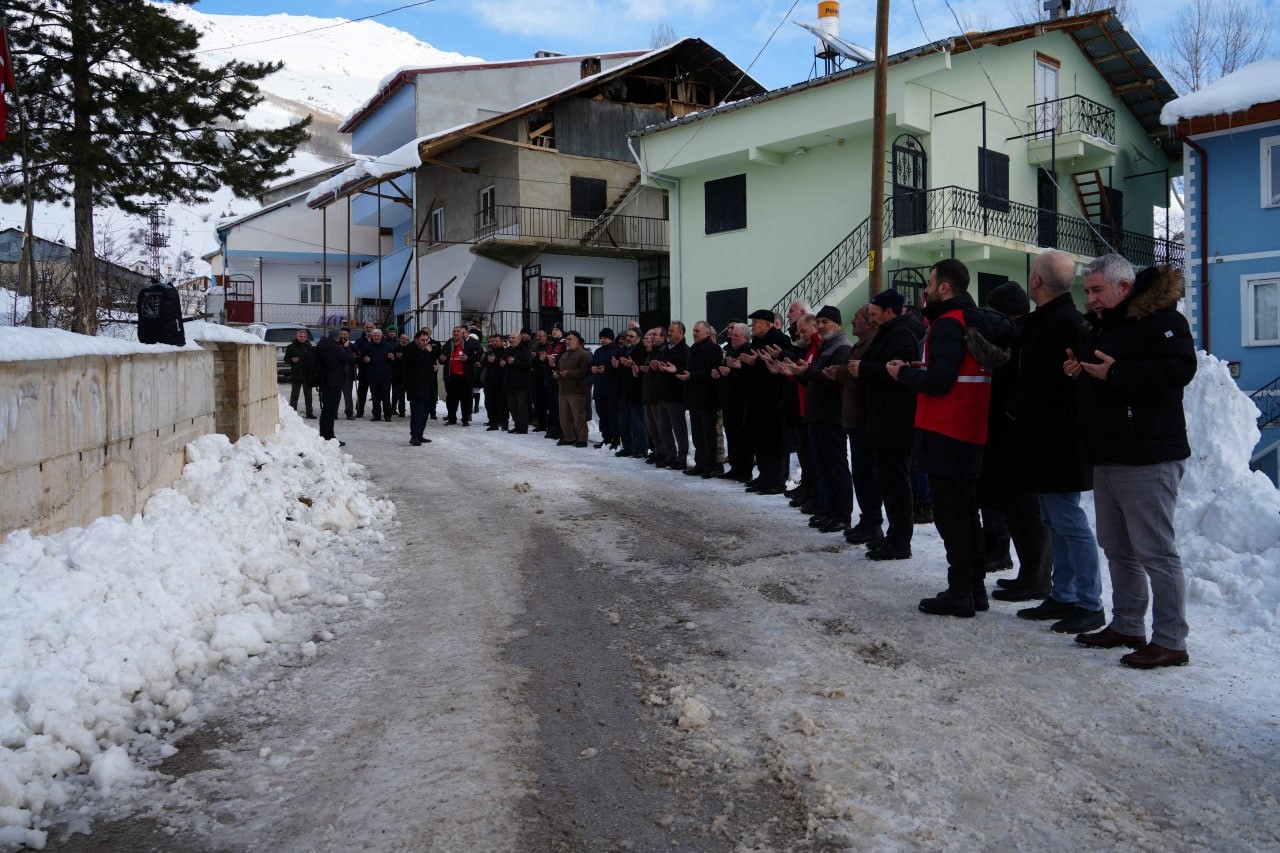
[486,385,508,427]
[319,386,341,440]
[689,407,719,471]
[847,428,883,526]
[755,452,788,488]
[657,400,689,463]
[445,374,471,423]
[545,382,561,435]
[533,379,549,427]
[1007,491,1052,591]
[793,421,815,499]
[356,377,369,416]
[289,379,314,416]
[723,405,750,475]
[391,379,406,416]
[342,379,354,417]
[594,392,618,443]
[409,398,428,441]
[645,402,663,458]
[875,447,913,548]
[368,379,391,419]
[809,422,852,524]
[929,474,985,597]
[506,388,529,431]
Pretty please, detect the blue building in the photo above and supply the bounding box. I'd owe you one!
[1163,58,1280,482]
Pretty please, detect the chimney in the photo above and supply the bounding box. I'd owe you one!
[581,57,601,79]
[1042,0,1071,20]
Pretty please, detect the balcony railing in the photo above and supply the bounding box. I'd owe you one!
[773,184,1183,314]
[473,204,668,252]
[1028,94,1116,144]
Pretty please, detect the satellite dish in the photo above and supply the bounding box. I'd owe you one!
[794,21,875,64]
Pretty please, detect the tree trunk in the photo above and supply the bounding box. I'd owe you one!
[70,0,98,335]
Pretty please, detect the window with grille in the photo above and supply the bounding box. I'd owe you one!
[299,275,332,304]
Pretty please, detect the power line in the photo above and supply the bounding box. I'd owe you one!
[197,0,439,54]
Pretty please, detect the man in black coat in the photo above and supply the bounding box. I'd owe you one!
[716,322,753,481]
[481,334,509,430]
[402,329,438,446]
[1003,252,1098,628]
[736,309,794,495]
[315,331,356,445]
[590,328,621,448]
[1067,256,1197,668]
[614,329,647,457]
[678,321,724,476]
[848,289,919,559]
[283,329,316,419]
[337,327,359,419]
[781,306,852,532]
[359,327,396,421]
[441,326,481,426]
[503,332,533,434]
[651,321,691,470]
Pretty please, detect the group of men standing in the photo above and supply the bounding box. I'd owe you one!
[297,245,1196,669]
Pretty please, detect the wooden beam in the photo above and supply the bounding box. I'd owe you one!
[470,132,558,154]
[422,158,479,174]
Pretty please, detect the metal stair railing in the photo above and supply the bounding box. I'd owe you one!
[771,209,885,315]
[1249,373,1280,429]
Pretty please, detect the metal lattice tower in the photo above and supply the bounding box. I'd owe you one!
[144,204,171,279]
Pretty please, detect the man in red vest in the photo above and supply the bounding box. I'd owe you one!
[888,258,1005,617]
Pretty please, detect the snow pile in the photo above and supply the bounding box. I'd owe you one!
[0,322,268,362]
[1177,352,1280,629]
[0,403,394,848]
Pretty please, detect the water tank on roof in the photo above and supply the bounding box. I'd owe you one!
[818,1,840,38]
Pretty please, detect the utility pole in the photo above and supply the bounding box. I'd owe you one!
[868,0,890,296]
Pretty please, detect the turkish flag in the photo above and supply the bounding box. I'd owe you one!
[0,25,15,142]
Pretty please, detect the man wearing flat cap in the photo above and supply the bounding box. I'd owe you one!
[777,305,853,532]
[846,289,920,559]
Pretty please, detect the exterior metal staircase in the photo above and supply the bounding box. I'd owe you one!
[579,175,643,246]
[771,210,886,316]
[1071,169,1116,251]
[1248,373,1280,486]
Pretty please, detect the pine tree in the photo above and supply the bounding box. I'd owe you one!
[0,0,310,334]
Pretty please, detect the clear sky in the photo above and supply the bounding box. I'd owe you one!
[183,0,1280,94]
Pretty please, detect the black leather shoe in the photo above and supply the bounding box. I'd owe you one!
[844,522,883,544]
[973,586,989,612]
[683,467,705,476]
[808,514,832,528]
[756,485,786,495]
[745,477,763,488]
[991,585,1050,602]
[984,556,1014,573]
[557,439,573,446]
[1051,607,1105,635]
[817,517,846,533]
[1017,597,1076,621]
[918,590,975,618]
[615,449,631,457]
[865,542,911,560]
[1075,627,1147,649]
[1121,643,1190,669]
[410,438,422,446]
[574,441,588,448]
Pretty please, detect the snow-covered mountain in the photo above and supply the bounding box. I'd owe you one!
[0,3,482,277]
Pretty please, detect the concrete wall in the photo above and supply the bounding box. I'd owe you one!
[1,342,278,540]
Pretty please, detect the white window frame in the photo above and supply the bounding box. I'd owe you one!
[429,207,445,245]
[1243,272,1280,346]
[574,276,605,317]
[479,186,496,227]
[1033,53,1061,138]
[298,275,332,305]
[1262,135,1280,209]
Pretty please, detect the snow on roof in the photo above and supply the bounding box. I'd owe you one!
[1161,58,1280,125]
[304,130,464,207]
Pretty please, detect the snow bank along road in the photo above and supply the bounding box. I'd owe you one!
[50,408,1280,851]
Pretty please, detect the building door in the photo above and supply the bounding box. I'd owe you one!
[1034,54,1061,138]
[225,274,255,323]
[637,257,670,332]
[1037,168,1058,248]
[890,267,928,309]
[891,134,927,237]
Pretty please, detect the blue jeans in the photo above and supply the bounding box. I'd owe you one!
[1037,491,1102,611]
